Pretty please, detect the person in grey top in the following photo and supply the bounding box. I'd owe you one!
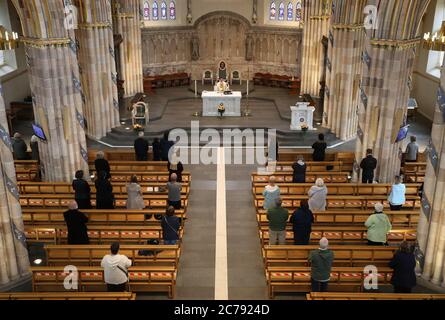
[405,136,419,162]
[12,132,28,160]
[167,173,182,209]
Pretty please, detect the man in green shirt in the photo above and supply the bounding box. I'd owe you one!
[309,237,334,292]
[267,198,289,245]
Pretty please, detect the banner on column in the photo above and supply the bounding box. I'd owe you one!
[437,86,445,123]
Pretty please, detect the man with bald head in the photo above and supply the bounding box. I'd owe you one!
[63,201,89,244]
[167,173,182,209]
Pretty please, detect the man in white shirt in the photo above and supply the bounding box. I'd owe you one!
[101,242,132,292]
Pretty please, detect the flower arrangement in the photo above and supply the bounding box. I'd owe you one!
[133,124,144,132]
[301,123,309,132]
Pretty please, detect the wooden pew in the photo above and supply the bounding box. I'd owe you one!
[402,162,427,174]
[252,172,351,183]
[258,226,417,246]
[31,266,177,298]
[25,225,184,245]
[254,195,421,211]
[276,152,355,166]
[270,161,351,173]
[88,149,144,161]
[19,194,189,209]
[255,209,419,228]
[306,292,445,300]
[267,267,393,298]
[252,183,422,197]
[0,292,136,300]
[262,245,398,267]
[89,161,169,173]
[22,208,187,226]
[45,244,181,267]
[109,171,191,183]
[15,160,39,171]
[18,181,190,196]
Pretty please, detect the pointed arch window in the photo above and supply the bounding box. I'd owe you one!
[143,1,150,20]
[270,1,277,20]
[287,3,293,21]
[278,2,285,20]
[295,0,302,22]
[152,1,159,20]
[161,1,167,20]
[169,1,176,20]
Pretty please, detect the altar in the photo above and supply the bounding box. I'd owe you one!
[202,91,242,117]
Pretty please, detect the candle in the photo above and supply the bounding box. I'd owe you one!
[195,80,197,97]
[247,80,249,96]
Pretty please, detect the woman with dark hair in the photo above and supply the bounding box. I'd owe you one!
[289,199,314,245]
[72,170,92,209]
[95,171,115,209]
[152,138,161,161]
[292,155,307,183]
[389,241,417,293]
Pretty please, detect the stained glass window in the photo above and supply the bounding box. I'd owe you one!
[295,0,302,22]
[278,2,285,20]
[169,1,176,20]
[152,1,159,20]
[270,1,276,20]
[143,1,150,20]
[161,1,167,20]
[287,3,293,21]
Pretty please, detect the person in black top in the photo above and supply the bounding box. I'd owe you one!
[289,199,314,245]
[312,134,327,161]
[64,201,89,244]
[160,132,174,162]
[94,151,111,178]
[95,171,115,209]
[134,131,149,161]
[152,138,161,161]
[389,241,417,293]
[360,149,378,184]
[72,170,92,209]
[161,206,181,245]
[292,156,307,183]
[168,160,184,183]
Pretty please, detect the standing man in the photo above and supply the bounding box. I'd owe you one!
[160,132,174,162]
[12,132,28,160]
[134,131,149,161]
[308,238,334,292]
[312,134,327,161]
[405,136,419,162]
[63,201,89,245]
[101,243,132,292]
[267,198,289,245]
[360,149,378,184]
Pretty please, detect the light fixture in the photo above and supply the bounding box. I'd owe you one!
[0,25,19,51]
[33,259,43,265]
[423,21,445,52]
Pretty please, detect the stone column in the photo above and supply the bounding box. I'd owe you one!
[0,83,30,286]
[12,0,89,182]
[113,0,144,97]
[323,0,367,141]
[417,60,445,287]
[301,0,332,97]
[353,0,430,183]
[76,0,120,139]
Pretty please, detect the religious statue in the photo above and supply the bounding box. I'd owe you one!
[217,61,227,80]
[252,0,258,24]
[214,79,230,93]
[246,35,253,61]
[191,36,200,61]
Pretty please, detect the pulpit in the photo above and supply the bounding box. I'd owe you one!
[290,102,316,131]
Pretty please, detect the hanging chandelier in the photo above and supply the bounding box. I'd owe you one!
[423,21,445,52]
[0,25,19,51]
